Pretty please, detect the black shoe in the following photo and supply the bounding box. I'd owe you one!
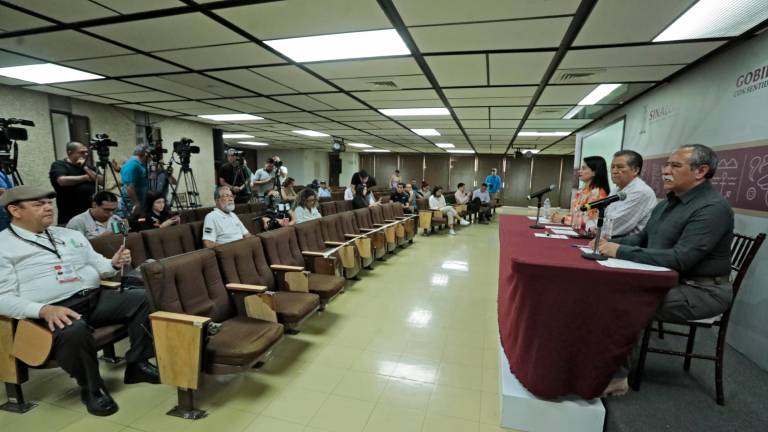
[81,387,119,416]
[124,360,161,384]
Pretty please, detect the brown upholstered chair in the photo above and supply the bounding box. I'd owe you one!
[416,198,446,235]
[293,219,345,277]
[353,208,389,260]
[382,203,412,246]
[142,249,284,418]
[192,207,213,222]
[142,224,197,259]
[214,237,319,333]
[319,201,337,216]
[336,200,353,213]
[179,209,197,223]
[319,213,373,271]
[339,211,382,264]
[297,216,362,280]
[331,191,345,201]
[248,202,265,214]
[90,232,148,269]
[368,206,397,253]
[233,203,250,214]
[258,227,345,309]
[390,202,417,243]
[188,221,204,249]
[237,212,264,236]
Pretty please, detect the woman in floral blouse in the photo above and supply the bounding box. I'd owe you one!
[550,155,610,231]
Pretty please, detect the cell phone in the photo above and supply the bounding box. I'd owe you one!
[111,220,128,235]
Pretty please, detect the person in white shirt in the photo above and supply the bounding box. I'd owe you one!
[454,183,470,205]
[202,186,252,248]
[293,188,322,224]
[250,157,277,201]
[318,181,332,198]
[0,186,157,417]
[344,183,355,201]
[471,183,492,223]
[66,191,125,239]
[428,186,469,235]
[605,150,658,238]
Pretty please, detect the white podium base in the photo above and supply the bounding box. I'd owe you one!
[499,346,605,432]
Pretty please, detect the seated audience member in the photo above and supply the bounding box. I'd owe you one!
[309,179,320,191]
[293,188,322,224]
[129,191,180,232]
[367,187,382,206]
[598,144,734,396]
[0,186,158,417]
[202,186,252,248]
[352,185,377,209]
[550,155,609,232]
[429,186,469,235]
[281,177,297,204]
[404,183,417,212]
[454,183,470,205]
[66,191,124,239]
[344,183,355,200]
[605,150,658,238]
[471,183,493,223]
[318,181,332,198]
[261,190,294,230]
[419,181,431,199]
[391,183,410,206]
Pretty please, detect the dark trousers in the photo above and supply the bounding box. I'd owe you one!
[469,198,492,221]
[48,288,154,392]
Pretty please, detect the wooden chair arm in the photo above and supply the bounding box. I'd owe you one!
[301,251,327,257]
[359,228,375,232]
[325,241,345,246]
[225,283,268,293]
[149,311,210,390]
[344,233,361,238]
[150,311,211,326]
[100,280,121,289]
[270,264,305,272]
[12,319,52,367]
[243,293,278,322]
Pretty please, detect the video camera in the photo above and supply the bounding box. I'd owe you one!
[147,141,167,162]
[0,117,34,153]
[88,133,118,166]
[173,137,200,167]
[263,192,291,230]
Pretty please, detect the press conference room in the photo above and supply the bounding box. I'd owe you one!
[1,1,767,432]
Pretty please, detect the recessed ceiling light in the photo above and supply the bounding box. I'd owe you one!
[265,29,409,62]
[577,84,621,105]
[412,128,440,136]
[0,63,104,84]
[562,106,584,120]
[363,149,391,152]
[237,141,269,146]
[518,131,570,137]
[654,0,768,42]
[348,143,372,148]
[198,114,263,121]
[223,133,254,139]
[446,149,475,154]
[293,130,329,137]
[379,108,450,116]
[434,143,455,148]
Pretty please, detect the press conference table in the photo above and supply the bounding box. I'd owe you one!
[497,215,679,400]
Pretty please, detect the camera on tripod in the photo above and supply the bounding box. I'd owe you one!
[89,133,118,166]
[263,192,291,230]
[173,137,199,167]
[148,141,167,162]
[0,117,33,152]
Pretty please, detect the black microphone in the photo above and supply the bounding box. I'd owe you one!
[527,184,556,200]
[580,191,627,211]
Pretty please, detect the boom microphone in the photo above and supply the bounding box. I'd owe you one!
[527,184,557,200]
[580,191,627,211]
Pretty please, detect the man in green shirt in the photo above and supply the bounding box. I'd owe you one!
[597,144,734,395]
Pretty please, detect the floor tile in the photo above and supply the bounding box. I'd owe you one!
[308,395,375,432]
[331,371,390,402]
[421,414,480,432]
[362,403,425,432]
[262,387,328,425]
[378,377,435,411]
[243,415,305,432]
[427,385,482,422]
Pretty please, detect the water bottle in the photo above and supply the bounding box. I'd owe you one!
[542,198,551,221]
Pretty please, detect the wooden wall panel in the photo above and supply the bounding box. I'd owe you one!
[530,156,564,207]
[399,155,424,184]
[476,155,504,188]
[374,154,398,185]
[424,155,450,189]
[358,154,374,182]
[503,157,532,206]
[450,156,475,191]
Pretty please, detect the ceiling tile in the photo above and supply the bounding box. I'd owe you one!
[561,42,725,68]
[125,76,220,99]
[307,57,421,79]
[102,91,184,103]
[153,42,285,69]
[238,97,301,112]
[369,99,444,108]
[489,52,555,85]
[144,100,220,110]
[523,119,591,129]
[490,120,521,128]
[0,5,50,32]
[92,0,183,14]
[206,69,295,95]
[253,65,336,92]
[63,54,183,76]
[205,98,272,113]
[537,84,596,104]
[410,18,571,53]
[426,54,487,86]
[160,73,254,97]
[444,87,536,98]
[25,85,84,97]
[74,95,123,104]
[0,30,129,61]
[55,79,148,94]
[309,93,368,110]
[0,51,41,68]
[354,89,438,101]
[5,0,115,22]
[491,107,527,118]
[454,108,489,119]
[87,13,246,51]
[274,94,335,111]
[449,97,531,106]
[393,0,580,26]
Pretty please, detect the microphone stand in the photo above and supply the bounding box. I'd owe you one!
[581,206,608,261]
[529,195,545,229]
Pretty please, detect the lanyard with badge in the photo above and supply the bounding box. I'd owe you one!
[8,227,81,283]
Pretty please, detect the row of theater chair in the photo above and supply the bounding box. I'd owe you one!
[0,202,418,417]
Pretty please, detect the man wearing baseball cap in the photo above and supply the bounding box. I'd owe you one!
[0,185,158,417]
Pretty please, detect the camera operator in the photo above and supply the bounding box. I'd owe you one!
[250,157,278,202]
[49,142,101,225]
[147,159,177,198]
[261,189,295,231]
[118,145,150,217]
[218,149,250,204]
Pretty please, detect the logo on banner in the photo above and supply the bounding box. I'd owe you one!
[734,64,768,97]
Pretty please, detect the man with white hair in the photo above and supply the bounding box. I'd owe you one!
[202,186,252,248]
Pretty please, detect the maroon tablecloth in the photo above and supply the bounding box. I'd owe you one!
[497,215,679,399]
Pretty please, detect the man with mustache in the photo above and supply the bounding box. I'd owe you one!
[596,144,734,396]
[202,186,253,248]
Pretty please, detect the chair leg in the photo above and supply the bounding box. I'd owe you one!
[658,321,665,339]
[0,383,37,413]
[166,388,207,420]
[715,327,727,405]
[630,326,652,391]
[100,343,123,364]
[683,326,697,371]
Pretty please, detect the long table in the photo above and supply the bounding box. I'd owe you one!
[497,215,679,399]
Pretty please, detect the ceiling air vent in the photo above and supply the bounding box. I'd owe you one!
[368,80,398,89]
[554,68,606,83]
[534,107,566,114]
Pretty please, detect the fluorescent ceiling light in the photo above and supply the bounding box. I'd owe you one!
[198,114,263,121]
[523,149,541,154]
[562,106,584,120]
[577,84,621,106]
[434,143,455,148]
[412,128,440,136]
[222,133,254,139]
[379,108,450,116]
[265,29,409,62]
[363,149,390,152]
[348,143,372,148]
[654,0,768,42]
[446,149,475,154]
[518,131,570,137]
[237,141,269,146]
[0,63,103,84]
[293,130,329,137]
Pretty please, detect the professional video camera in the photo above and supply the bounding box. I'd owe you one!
[147,141,167,162]
[263,192,291,230]
[0,117,33,152]
[89,133,118,165]
[173,137,199,167]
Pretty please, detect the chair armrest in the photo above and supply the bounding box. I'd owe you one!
[150,311,211,326]
[149,311,210,390]
[344,233,361,239]
[325,241,345,246]
[359,228,375,232]
[270,264,305,272]
[243,293,278,322]
[301,251,326,257]
[394,216,408,220]
[372,223,386,227]
[100,280,121,289]
[225,283,268,293]
[384,219,397,223]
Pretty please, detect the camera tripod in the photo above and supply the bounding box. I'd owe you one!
[168,158,201,210]
[94,157,120,193]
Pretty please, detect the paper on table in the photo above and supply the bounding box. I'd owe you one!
[549,228,579,236]
[528,216,551,223]
[597,259,671,272]
[534,233,568,239]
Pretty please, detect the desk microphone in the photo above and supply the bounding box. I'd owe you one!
[527,184,557,200]
[580,191,627,211]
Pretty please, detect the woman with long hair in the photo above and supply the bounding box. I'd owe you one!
[428,186,469,235]
[550,155,610,231]
[293,187,321,224]
[281,176,297,204]
[129,191,180,231]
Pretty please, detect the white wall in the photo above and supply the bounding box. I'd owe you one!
[256,148,334,185]
[577,32,768,370]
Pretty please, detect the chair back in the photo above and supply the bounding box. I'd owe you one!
[189,220,204,249]
[381,203,396,220]
[238,212,264,235]
[730,232,766,295]
[320,213,346,242]
[336,200,353,213]
[294,219,326,252]
[339,211,361,235]
[417,198,429,210]
[320,201,337,216]
[178,209,196,223]
[193,206,213,222]
[249,202,266,214]
[391,202,406,217]
[258,226,305,268]
[369,205,386,224]
[142,224,197,259]
[234,203,250,214]
[354,208,374,229]
[214,237,276,290]
[90,232,147,268]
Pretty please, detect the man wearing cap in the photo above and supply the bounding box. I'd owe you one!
[0,186,159,417]
[118,145,150,217]
[219,149,250,204]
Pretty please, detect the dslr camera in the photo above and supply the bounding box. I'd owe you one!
[89,133,118,165]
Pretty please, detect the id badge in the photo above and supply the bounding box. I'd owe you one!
[54,263,80,283]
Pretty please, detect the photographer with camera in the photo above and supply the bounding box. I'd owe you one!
[118,145,150,217]
[250,157,278,202]
[218,149,250,204]
[49,142,101,225]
